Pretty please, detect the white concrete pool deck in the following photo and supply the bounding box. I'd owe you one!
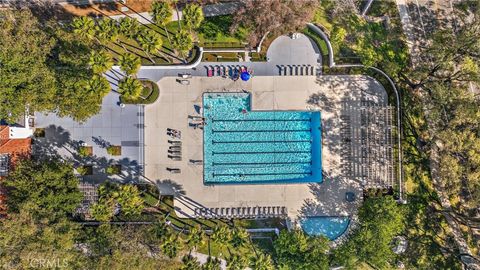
[144,74,388,220]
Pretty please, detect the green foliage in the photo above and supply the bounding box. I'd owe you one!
[161,235,182,259]
[183,3,204,31]
[250,254,274,270]
[106,145,122,156]
[210,225,232,248]
[118,17,141,39]
[76,166,88,175]
[0,9,56,123]
[173,30,194,55]
[274,229,329,269]
[71,16,95,40]
[185,225,206,251]
[78,146,92,157]
[151,0,173,27]
[202,256,221,270]
[3,159,83,215]
[230,227,249,249]
[118,77,143,99]
[89,50,114,74]
[95,18,119,44]
[136,28,163,56]
[0,203,84,269]
[106,165,121,175]
[118,53,141,76]
[181,254,201,270]
[226,254,249,270]
[333,196,405,268]
[90,183,145,221]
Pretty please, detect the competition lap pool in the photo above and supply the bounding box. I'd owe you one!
[203,92,322,184]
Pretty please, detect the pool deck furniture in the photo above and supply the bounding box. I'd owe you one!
[145,74,389,220]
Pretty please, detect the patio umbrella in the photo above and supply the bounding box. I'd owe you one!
[240,71,251,81]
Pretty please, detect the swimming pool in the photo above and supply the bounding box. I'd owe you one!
[203,92,322,184]
[300,216,350,240]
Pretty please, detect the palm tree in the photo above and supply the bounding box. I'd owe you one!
[202,256,221,270]
[185,225,205,253]
[250,254,274,270]
[118,53,141,76]
[118,77,143,100]
[84,75,111,99]
[89,50,114,74]
[136,29,163,64]
[226,254,248,270]
[151,219,172,242]
[230,228,249,249]
[95,18,118,45]
[172,30,193,63]
[118,17,140,39]
[71,16,96,41]
[183,3,204,34]
[181,255,201,270]
[210,225,232,255]
[151,0,173,44]
[161,234,182,259]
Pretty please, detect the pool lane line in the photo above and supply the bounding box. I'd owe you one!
[211,129,312,133]
[211,161,312,166]
[211,118,312,122]
[211,139,312,144]
[212,171,313,177]
[211,150,311,155]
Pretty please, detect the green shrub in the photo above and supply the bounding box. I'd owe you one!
[78,146,92,157]
[106,165,121,175]
[106,145,122,156]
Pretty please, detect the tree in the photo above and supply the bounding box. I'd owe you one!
[3,159,83,215]
[183,3,204,33]
[151,0,174,44]
[0,203,84,269]
[118,17,141,39]
[90,183,145,221]
[89,50,114,74]
[274,229,329,269]
[161,235,182,259]
[230,228,249,249]
[202,256,221,270]
[172,30,194,62]
[136,28,163,64]
[71,16,96,41]
[118,53,141,76]
[185,225,205,253]
[83,75,111,99]
[181,255,201,270]
[226,254,248,270]
[0,9,56,123]
[332,196,404,268]
[87,224,181,268]
[118,77,144,100]
[250,254,274,270]
[230,0,318,46]
[210,225,232,249]
[95,18,119,45]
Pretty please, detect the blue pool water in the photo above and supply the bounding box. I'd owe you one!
[203,92,322,184]
[300,216,350,240]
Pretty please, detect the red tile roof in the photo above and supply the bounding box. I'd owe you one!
[0,125,31,216]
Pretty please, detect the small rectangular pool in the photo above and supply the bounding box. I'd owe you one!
[203,92,322,184]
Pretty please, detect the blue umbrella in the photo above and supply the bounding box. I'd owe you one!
[240,71,251,81]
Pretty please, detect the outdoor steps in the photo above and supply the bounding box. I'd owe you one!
[193,206,287,219]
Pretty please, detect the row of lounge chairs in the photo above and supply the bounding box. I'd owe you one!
[278,64,316,76]
[206,65,249,80]
[167,139,182,161]
[194,206,288,219]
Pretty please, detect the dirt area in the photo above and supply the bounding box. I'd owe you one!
[60,0,154,17]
